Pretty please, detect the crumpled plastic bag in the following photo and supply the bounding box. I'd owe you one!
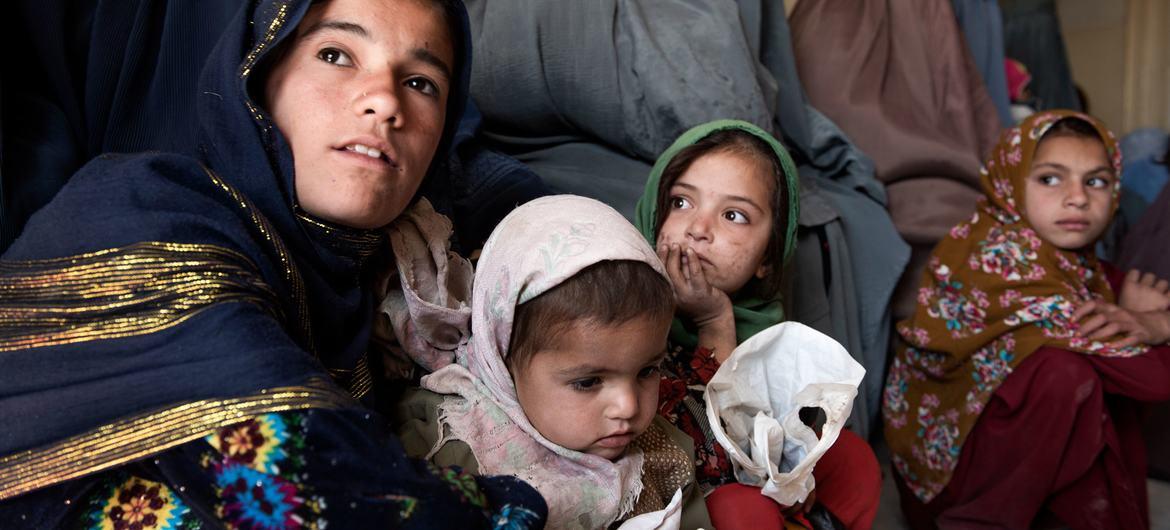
[704,322,865,506]
[616,488,688,530]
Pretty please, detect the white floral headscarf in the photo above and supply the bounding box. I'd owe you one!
[423,195,668,529]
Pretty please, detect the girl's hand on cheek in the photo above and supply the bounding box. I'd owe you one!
[657,243,732,326]
[1073,300,1170,347]
[1119,270,1170,313]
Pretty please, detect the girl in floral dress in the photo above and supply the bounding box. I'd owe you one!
[634,120,882,530]
[884,110,1170,529]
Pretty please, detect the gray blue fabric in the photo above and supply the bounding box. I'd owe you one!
[951,0,1013,126]
[467,0,909,438]
[447,101,551,250]
[1001,0,1083,111]
[1119,128,1170,204]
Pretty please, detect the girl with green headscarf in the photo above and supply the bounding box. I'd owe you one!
[636,120,881,529]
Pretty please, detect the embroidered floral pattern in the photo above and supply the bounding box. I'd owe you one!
[492,504,544,530]
[883,356,912,429]
[203,413,325,530]
[969,227,1044,281]
[922,263,989,338]
[898,324,931,347]
[1003,294,1075,336]
[949,221,971,240]
[81,474,199,530]
[963,337,1016,414]
[911,394,961,473]
[657,344,736,491]
[434,464,489,509]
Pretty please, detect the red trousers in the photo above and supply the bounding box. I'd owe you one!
[897,345,1170,530]
[706,428,881,529]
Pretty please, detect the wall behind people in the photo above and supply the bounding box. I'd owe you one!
[1056,0,1126,129]
[1055,0,1170,134]
[1119,0,1170,132]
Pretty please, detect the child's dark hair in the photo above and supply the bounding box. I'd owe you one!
[506,260,675,373]
[653,129,790,299]
[1040,117,1105,145]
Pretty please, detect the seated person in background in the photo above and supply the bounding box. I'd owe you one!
[635,120,881,530]
[396,195,712,529]
[885,110,1170,530]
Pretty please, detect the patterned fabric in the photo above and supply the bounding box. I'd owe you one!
[80,474,200,530]
[883,110,1149,503]
[203,414,326,529]
[633,119,800,349]
[422,196,668,529]
[656,345,736,492]
[627,420,694,518]
[374,198,474,376]
[58,410,546,529]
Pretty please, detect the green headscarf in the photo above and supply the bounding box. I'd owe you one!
[634,119,800,348]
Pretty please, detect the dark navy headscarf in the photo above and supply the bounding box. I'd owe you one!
[0,0,473,497]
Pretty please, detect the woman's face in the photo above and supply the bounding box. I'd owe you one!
[265,0,454,229]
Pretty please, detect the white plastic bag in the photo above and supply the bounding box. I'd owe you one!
[704,322,865,506]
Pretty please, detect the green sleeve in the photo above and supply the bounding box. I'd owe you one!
[392,386,481,474]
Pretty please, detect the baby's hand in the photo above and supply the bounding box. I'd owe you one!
[657,243,733,326]
[1119,270,1170,313]
[1073,300,1170,347]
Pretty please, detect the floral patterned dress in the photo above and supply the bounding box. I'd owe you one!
[882,110,1153,506]
[656,345,735,493]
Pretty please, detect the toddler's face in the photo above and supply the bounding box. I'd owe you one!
[512,316,668,461]
[1023,135,1114,250]
[657,150,774,295]
[265,0,453,229]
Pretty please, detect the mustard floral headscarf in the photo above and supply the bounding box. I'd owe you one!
[883,110,1146,502]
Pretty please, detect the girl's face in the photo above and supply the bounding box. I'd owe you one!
[265,0,454,229]
[512,317,668,461]
[1023,135,1115,250]
[657,150,774,295]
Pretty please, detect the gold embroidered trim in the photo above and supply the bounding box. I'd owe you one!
[201,167,313,350]
[349,354,373,400]
[240,0,291,131]
[296,212,385,257]
[0,379,351,500]
[0,242,276,352]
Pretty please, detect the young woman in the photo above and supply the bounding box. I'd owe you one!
[0,1,546,527]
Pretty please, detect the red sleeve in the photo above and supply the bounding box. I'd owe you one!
[1101,260,1125,293]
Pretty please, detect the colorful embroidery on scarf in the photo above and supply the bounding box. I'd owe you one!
[969,227,1045,281]
[431,464,489,509]
[964,337,1016,414]
[491,504,544,529]
[920,262,990,338]
[911,394,961,473]
[202,413,326,530]
[81,474,200,530]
